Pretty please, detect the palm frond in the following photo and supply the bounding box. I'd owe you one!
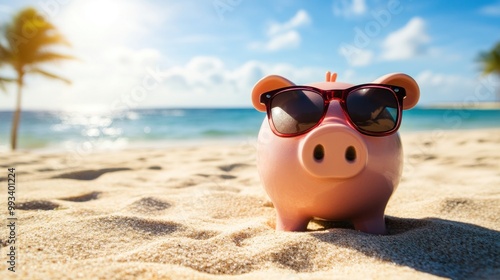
[29,68,71,84]
[0,43,11,62]
[0,77,15,82]
[37,33,71,47]
[478,42,500,76]
[32,51,75,63]
[4,7,72,65]
[0,77,15,92]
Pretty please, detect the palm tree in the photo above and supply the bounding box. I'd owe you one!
[0,7,73,150]
[478,42,500,102]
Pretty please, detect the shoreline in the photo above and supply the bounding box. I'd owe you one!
[1,136,259,154]
[420,101,500,110]
[3,127,500,155]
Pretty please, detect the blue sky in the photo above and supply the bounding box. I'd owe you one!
[0,0,499,110]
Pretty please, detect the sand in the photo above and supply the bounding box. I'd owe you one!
[0,129,499,279]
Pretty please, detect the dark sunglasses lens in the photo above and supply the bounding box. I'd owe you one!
[346,87,399,133]
[270,90,324,135]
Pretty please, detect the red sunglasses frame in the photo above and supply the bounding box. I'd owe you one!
[259,83,407,137]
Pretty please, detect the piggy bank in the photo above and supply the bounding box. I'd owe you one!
[251,72,419,234]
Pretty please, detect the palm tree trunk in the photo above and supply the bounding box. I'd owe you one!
[10,73,23,151]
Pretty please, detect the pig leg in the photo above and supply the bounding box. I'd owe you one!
[275,209,310,231]
[352,210,387,235]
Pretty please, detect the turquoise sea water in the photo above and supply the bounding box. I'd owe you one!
[1,108,499,151]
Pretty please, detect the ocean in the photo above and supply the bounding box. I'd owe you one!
[1,107,500,152]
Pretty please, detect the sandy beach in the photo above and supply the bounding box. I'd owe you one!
[0,129,499,279]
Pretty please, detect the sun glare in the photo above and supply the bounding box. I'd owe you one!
[58,0,141,48]
[78,0,122,28]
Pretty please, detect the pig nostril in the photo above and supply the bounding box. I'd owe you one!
[313,144,324,162]
[345,146,356,162]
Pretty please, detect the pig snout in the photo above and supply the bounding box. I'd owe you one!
[298,124,367,178]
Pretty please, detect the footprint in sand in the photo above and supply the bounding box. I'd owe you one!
[17,200,60,210]
[52,168,131,180]
[269,241,314,272]
[96,216,181,236]
[147,165,162,170]
[37,167,56,172]
[60,191,102,202]
[185,230,220,240]
[229,227,268,247]
[195,173,237,180]
[196,173,237,180]
[218,163,251,172]
[128,197,171,213]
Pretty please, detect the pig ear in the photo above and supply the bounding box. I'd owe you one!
[373,73,420,110]
[252,75,295,112]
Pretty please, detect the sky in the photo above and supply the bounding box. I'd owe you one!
[0,0,499,110]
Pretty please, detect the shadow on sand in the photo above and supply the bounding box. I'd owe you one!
[311,216,500,279]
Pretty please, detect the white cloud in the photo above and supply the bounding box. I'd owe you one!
[381,17,430,60]
[144,56,325,108]
[338,45,374,66]
[259,30,301,51]
[333,0,367,17]
[412,70,499,105]
[267,10,311,36]
[416,70,464,87]
[249,10,310,52]
[479,1,500,16]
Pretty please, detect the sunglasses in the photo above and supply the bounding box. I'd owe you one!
[260,84,407,137]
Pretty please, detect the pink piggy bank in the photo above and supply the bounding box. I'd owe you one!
[251,72,419,234]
